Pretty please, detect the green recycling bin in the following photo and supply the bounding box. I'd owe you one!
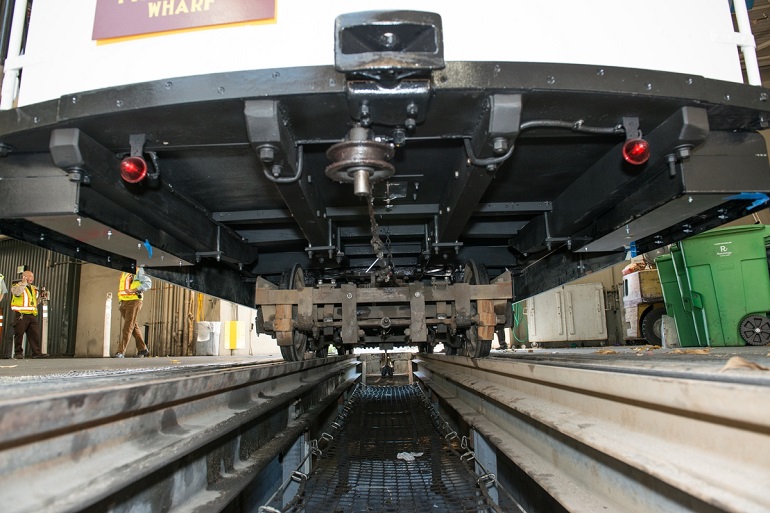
[656,254,699,347]
[678,224,770,347]
[670,244,709,347]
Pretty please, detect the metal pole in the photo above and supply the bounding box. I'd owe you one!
[103,292,112,357]
[733,0,763,86]
[40,302,48,354]
[0,0,28,109]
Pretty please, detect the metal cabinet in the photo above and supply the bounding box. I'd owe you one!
[526,283,607,343]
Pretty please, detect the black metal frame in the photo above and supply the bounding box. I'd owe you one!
[1,10,769,307]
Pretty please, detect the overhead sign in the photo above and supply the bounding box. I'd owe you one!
[92,0,276,40]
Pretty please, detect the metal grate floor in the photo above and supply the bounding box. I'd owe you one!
[284,384,503,513]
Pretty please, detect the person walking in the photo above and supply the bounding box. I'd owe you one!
[115,268,152,358]
[11,270,47,359]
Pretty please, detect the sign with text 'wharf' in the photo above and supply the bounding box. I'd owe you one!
[93,0,276,40]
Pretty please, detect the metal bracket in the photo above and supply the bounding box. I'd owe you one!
[346,79,432,129]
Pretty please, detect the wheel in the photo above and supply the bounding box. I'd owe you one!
[462,260,492,358]
[739,314,770,346]
[641,306,665,346]
[279,264,309,362]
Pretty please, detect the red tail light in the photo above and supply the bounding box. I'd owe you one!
[120,156,148,183]
[622,138,651,165]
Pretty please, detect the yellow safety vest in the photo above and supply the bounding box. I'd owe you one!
[118,272,143,301]
[11,284,38,314]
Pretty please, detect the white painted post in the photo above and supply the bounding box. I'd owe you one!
[40,303,48,354]
[103,292,112,357]
[0,0,30,110]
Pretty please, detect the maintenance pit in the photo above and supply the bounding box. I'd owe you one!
[1,346,769,513]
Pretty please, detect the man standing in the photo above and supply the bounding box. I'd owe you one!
[11,270,47,359]
[115,267,152,358]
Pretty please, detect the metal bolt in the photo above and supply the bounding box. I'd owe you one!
[346,293,353,299]
[259,146,276,164]
[492,137,508,155]
[379,31,397,48]
[392,128,406,147]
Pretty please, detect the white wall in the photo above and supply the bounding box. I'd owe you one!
[11,0,747,106]
[215,301,282,357]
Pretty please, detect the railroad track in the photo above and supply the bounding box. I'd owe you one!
[0,356,359,513]
[413,353,770,513]
[2,351,768,513]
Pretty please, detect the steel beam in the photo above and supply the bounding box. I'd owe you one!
[244,100,328,247]
[509,107,710,255]
[47,128,257,265]
[438,94,521,243]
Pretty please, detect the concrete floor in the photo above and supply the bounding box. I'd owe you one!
[492,344,770,383]
[0,353,286,380]
[2,345,769,383]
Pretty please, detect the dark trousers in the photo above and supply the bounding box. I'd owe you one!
[118,300,147,354]
[13,313,42,357]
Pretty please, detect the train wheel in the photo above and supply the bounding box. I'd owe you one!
[279,264,309,362]
[462,260,492,358]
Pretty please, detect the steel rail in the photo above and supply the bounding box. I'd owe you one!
[0,356,360,513]
[413,354,770,513]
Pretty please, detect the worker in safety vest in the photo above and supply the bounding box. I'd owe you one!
[11,270,47,359]
[115,268,152,358]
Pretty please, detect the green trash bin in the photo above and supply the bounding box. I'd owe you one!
[656,254,699,347]
[678,224,770,347]
[670,244,709,347]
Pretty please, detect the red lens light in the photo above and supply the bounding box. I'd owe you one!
[120,156,148,183]
[622,138,651,165]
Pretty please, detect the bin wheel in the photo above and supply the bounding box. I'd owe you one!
[641,307,666,346]
[739,314,770,346]
[279,264,309,362]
